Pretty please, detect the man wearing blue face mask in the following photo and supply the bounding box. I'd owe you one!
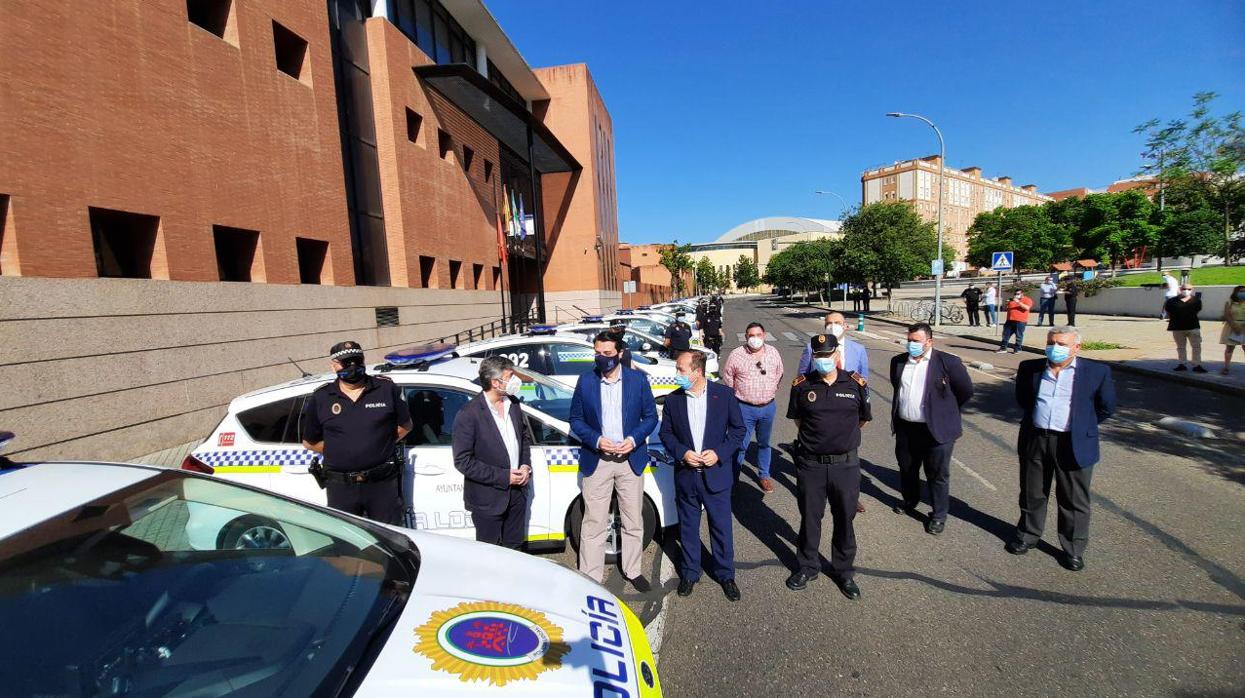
[1008,326,1116,572]
[568,331,660,589]
[888,323,973,535]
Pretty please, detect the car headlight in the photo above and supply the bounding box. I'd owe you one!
[619,598,662,697]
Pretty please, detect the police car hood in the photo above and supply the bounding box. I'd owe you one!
[355,530,659,696]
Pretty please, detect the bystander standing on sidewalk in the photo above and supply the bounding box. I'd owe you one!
[997,290,1034,354]
[983,283,999,327]
[960,283,983,327]
[1038,275,1059,326]
[1165,283,1206,373]
[1063,277,1080,327]
[1219,285,1245,376]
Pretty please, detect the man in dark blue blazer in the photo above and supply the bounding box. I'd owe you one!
[660,350,746,600]
[569,331,660,589]
[888,323,973,535]
[451,356,532,549]
[1007,325,1116,571]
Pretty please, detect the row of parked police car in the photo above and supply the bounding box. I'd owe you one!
[0,298,708,697]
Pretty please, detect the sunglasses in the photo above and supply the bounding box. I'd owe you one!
[755,361,767,376]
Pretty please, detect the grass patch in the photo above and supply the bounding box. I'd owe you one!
[1116,266,1245,287]
[1081,341,1127,351]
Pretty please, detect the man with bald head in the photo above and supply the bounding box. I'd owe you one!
[798,312,870,378]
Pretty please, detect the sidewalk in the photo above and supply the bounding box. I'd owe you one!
[864,307,1245,396]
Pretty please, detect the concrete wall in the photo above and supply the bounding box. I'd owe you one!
[1075,285,1234,321]
[1,277,503,462]
[545,289,623,322]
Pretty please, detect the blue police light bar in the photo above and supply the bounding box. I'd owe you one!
[637,305,651,310]
[384,343,457,366]
[527,325,559,335]
[616,309,634,315]
[582,315,604,323]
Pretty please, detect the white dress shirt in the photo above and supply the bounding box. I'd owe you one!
[685,384,708,453]
[1033,358,1076,432]
[488,398,520,469]
[897,349,933,423]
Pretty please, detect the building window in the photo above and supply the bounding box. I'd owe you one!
[405,108,423,145]
[187,0,236,43]
[486,59,523,104]
[483,160,493,182]
[212,225,263,282]
[461,145,474,173]
[448,260,463,289]
[437,129,452,159]
[295,237,329,284]
[419,255,437,288]
[492,266,500,290]
[472,263,483,289]
[0,194,9,275]
[89,207,162,279]
[272,20,310,85]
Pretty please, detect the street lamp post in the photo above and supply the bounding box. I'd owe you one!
[814,189,850,218]
[887,111,946,327]
[814,190,850,310]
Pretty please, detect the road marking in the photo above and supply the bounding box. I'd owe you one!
[646,542,675,660]
[783,331,801,342]
[952,456,998,491]
[736,333,745,342]
[805,330,818,337]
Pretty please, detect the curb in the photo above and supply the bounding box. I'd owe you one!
[844,310,1245,398]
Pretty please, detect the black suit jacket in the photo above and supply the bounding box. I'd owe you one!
[451,393,533,515]
[889,349,974,444]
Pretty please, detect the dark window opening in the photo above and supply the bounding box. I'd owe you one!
[492,266,501,290]
[212,225,261,282]
[437,129,452,159]
[375,306,399,327]
[89,207,160,279]
[419,255,437,288]
[186,0,233,41]
[296,237,329,284]
[483,160,493,182]
[405,108,422,144]
[403,386,473,446]
[449,260,462,289]
[472,263,483,289]
[0,194,8,275]
[461,145,474,172]
[272,20,309,83]
[486,59,523,105]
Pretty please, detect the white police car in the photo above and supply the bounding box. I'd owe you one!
[185,347,676,559]
[0,444,662,696]
[557,322,720,376]
[585,314,705,350]
[451,327,681,396]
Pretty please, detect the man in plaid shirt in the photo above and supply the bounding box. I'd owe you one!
[721,322,785,492]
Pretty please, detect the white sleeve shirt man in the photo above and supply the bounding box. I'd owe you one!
[488,399,520,469]
[685,385,708,452]
[897,349,933,423]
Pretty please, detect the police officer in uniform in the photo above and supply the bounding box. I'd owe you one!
[702,307,723,355]
[785,334,871,599]
[664,312,694,353]
[302,341,413,524]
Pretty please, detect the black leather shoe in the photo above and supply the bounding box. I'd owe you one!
[1006,539,1033,555]
[835,577,862,600]
[892,504,917,516]
[677,579,695,597]
[1061,555,1085,572]
[627,575,652,593]
[926,519,946,536]
[721,579,741,602]
[785,570,814,591]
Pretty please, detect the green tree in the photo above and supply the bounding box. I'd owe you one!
[967,205,1071,271]
[722,263,733,290]
[1160,207,1224,259]
[659,241,694,297]
[734,255,761,291]
[1075,191,1158,270]
[694,257,718,294]
[837,202,937,300]
[764,241,835,297]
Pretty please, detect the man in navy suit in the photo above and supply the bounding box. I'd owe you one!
[889,323,973,535]
[660,350,746,600]
[451,356,532,549]
[569,331,660,590]
[1007,325,1116,571]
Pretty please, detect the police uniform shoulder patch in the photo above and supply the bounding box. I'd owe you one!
[849,371,867,387]
[792,375,806,386]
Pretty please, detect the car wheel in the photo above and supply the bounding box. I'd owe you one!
[216,515,291,550]
[567,495,658,563]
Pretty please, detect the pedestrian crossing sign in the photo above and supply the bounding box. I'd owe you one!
[991,251,1014,271]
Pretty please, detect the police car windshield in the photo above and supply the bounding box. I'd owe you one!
[0,471,415,697]
[514,368,575,422]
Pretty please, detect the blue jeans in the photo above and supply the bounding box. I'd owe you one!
[1038,297,1056,325]
[734,400,776,480]
[1000,320,1026,351]
[984,304,997,325]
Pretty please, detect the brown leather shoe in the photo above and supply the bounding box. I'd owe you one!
[856,501,866,513]
[759,478,775,493]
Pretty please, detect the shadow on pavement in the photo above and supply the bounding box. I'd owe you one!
[730,470,800,573]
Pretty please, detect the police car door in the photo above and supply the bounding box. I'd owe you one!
[544,341,599,388]
[402,385,476,538]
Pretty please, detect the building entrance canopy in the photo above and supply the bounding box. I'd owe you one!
[415,64,580,174]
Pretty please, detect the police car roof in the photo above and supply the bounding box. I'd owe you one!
[455,333,592,353]
[232,357,485,404]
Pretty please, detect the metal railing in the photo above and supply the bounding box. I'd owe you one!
[885,299,965,325]
[432,309,540,346]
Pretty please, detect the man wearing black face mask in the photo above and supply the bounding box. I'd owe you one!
[302,341,412,524]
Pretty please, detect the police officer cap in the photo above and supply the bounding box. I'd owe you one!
[329,340,365,361]
[809,333,840,354]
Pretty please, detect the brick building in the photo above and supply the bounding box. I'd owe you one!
[0,0,619,461]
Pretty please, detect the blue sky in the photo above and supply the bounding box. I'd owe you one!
[489,0,1245,245]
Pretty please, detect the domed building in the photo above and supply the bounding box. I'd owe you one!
[689,216,842,291]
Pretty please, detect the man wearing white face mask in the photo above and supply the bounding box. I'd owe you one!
[452,356,533,549]
[798,312,870,378]
[721,322,784,492]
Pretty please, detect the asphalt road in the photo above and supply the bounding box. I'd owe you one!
[646,297,1245,697]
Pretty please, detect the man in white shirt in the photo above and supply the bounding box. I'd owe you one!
[1161,271,1180,319]
[1038,275,1059,327]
